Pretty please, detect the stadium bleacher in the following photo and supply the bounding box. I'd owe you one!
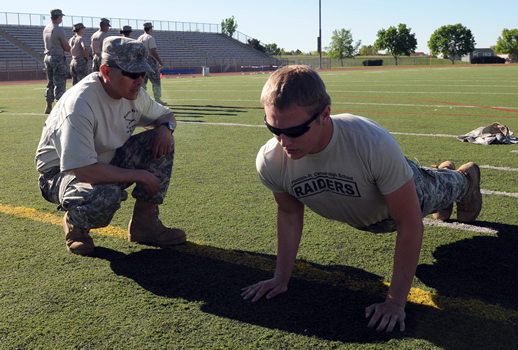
[0,23,278,79]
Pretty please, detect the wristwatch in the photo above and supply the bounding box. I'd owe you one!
[160,121,175,134]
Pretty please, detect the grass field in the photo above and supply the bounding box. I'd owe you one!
[1,65,518,349]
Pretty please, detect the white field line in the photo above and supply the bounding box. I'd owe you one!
[1,112,47,115]
[422,218,498,234]
[328,90,518,95]
[332,101,518,109]
[479,165,518,172]
[391,131,458,138]
[179,121,265,127]
[327,83,518,88]
[481,189,518,198]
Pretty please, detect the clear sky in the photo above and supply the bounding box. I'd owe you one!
[2,0,517,54]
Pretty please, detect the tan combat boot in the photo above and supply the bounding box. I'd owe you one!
[456,162,482,223]
[44,101,53,114]
[63,212,94,255]
[128,200,186,246]
[431,161,456,220]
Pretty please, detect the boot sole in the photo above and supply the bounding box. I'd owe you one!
[128,233,186,246]
[67,246,95,255]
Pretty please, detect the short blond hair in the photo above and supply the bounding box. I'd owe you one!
[260,65,331,115]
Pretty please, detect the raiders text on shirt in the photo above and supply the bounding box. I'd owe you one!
[291,172,360,199]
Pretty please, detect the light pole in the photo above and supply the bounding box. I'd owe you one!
[318,0,322,69]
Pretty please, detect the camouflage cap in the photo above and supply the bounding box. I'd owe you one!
[143,22,153,29]
[101,37,153,73]
[50,9,64,16]
[100,18,111,27]
[73,23,85,31]
[121,25,133,32]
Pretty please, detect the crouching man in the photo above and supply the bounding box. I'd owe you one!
[241,65,482,332]
[35,37,186,255]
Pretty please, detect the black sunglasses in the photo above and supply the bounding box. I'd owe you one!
[120,70,147,80]
[264,110,322,138]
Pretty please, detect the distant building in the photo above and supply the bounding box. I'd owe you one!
[410,52,427,57]
[461,48,495,62]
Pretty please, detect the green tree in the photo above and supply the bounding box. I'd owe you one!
[428,24,475,64]
[264,43,281,56]
[375,24,417,66]
[326,29,361,66]
[247,38,265,53]
[358,44,378,56]
[221,16,238,38]
[496,28,518,63]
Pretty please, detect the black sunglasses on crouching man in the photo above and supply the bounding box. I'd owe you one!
[120,70,146,80]
[105,61,146,80]
[264,109,323,138]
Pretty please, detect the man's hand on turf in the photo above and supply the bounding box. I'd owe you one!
[365,300,406,332]
[241,276,288,302]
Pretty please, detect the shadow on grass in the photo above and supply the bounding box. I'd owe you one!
[91,243,516,349]
[415,220,518,348]
[417,221,518,311]
[172,105,262,118]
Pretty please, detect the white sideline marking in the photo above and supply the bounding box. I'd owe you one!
[1,112,47,115]
[328,90,518,95]
[179,121,264,127]
[481,189,518,198]
[479,165,518,172]
[391,131,457,138]
[333,101,504,109]
[328,83,518,88]
[423,218,498,234]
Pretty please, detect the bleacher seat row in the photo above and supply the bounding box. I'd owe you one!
[0,24,275,73]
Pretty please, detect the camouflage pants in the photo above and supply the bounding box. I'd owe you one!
[38,129,175,229]
[356,157,467,233]
[44,55,67,102]
[92,55,101,72]
[142,58,162,100]
[70,58,89,85]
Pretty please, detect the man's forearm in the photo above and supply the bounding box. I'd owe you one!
[71,162,150,185]
[274,208,304,282]
[387,221,423,307]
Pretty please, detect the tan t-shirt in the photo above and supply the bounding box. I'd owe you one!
[90,30,109,55]
[69,35,87,59]
[256,114,413,228]
[35,73,171,172]
[43,23,68,55]
[137,33,157,51]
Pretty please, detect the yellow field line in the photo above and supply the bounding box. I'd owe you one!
[1,203,517,326]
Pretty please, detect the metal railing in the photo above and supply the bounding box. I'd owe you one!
[0,11,255,46]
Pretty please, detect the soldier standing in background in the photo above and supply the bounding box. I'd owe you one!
[119,25,133,38]
[69,23,89,85]
[42,9,71,114]
[90,18,111,72]
[137,22,166,105]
